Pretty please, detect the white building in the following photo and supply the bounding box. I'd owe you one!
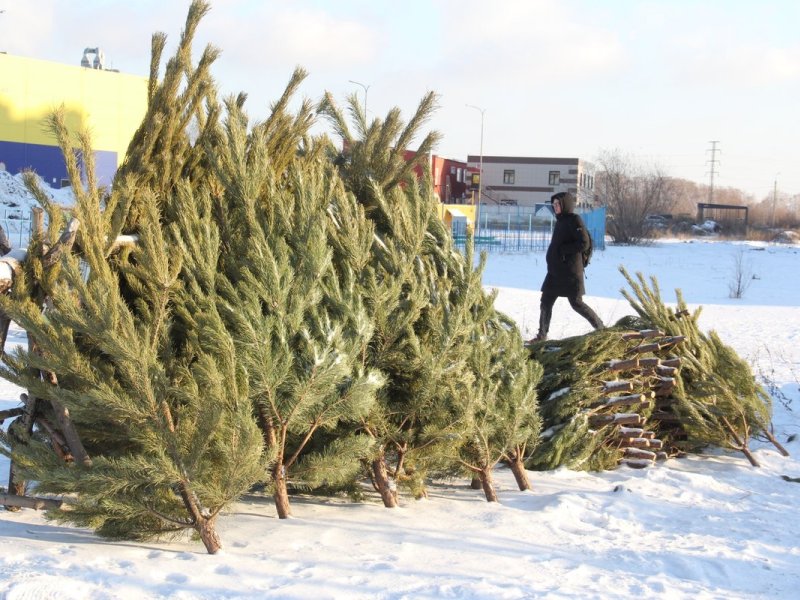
[466,156,596,209]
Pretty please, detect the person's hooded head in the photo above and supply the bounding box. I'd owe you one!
[551,191,576,215]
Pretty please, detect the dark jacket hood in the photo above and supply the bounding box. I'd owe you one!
[551,191,576,214]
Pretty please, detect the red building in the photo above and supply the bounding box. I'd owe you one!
[402,151,470,204]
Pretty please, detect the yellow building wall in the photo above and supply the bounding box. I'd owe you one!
[0,53,147,161]
[438,204,476,228]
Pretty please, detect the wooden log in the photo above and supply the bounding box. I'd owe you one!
[655,452,669,461]
[656,364,678,377]
[628,342,661,355]
[602,380,634,394]
[638,357,660,369]
[598,397,651,410]
[659,336,686,349]
[623,447,656,460]
[597,393,648,408]
[618,426,644,438]
[590,413,644,426]
[621,438,664,450]
[606,358,639,373]
[622,329,663,341]
[0,493,63,511]
[660,357,682,369]
[654,384,676,398]
[621,437,652,448]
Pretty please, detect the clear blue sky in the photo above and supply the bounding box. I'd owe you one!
[2,0,798,199]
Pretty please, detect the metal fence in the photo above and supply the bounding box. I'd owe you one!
[0,204,607,257]
[452,204,606,254]
[0,208,33,249]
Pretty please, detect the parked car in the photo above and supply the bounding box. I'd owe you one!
[644,214,670,229]
[700,219,721,233]
[691,220,721,235]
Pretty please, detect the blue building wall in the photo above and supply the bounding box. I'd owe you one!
[0,140,118,188]
[581,206,607,251]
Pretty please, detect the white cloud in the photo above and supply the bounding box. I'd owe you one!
[202,6,379,70]
[437,0,625,82]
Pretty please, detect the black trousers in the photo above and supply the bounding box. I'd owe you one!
[539,291,603,336]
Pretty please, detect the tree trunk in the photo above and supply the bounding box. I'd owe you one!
[272,463,292,519]
[176,482,221,554]
[470,475,482,490]
[0,311,11,356]
[0,407,24,422]
[0,493,62,511]
[6,395,39,507]
[763,428,790,457]
[371,456,397,508]
[722,416,760,467]
[478,468,498,502]
[28,337,92,467]
[508,454,531,491]
[195,516,222,555]
[5,462,25,511]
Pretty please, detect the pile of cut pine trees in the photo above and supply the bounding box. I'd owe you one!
[526,268,789,472]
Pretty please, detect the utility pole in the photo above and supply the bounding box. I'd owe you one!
[466,104,485,234]
[706,141,720,204]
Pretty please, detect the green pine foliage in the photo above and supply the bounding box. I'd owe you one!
[0,2,267,553]
[209,91,384,518]
[114,0,220,228]
[434,273,542,500]
[527,328,643,471]
[2,1,547,542]
[320,93,541,502]
[619,267,772,456]
[0,123,264,553]
[526,269,775,472]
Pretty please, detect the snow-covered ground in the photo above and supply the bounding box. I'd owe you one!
[0,171,75,248]
[1,203,799,598]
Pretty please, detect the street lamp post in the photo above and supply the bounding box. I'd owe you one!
[466,104,485,235]
[348,80,370,116]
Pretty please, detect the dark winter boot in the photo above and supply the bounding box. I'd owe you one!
[526,332,547,345]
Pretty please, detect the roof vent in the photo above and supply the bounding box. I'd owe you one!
[80,47,105,70]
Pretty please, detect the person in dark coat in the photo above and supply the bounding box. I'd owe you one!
[531,191,603,342]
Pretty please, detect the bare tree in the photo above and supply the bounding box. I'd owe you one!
[729,248,754,299]
[595,149,674,244]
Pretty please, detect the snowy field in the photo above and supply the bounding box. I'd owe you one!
[2,231,800,598]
